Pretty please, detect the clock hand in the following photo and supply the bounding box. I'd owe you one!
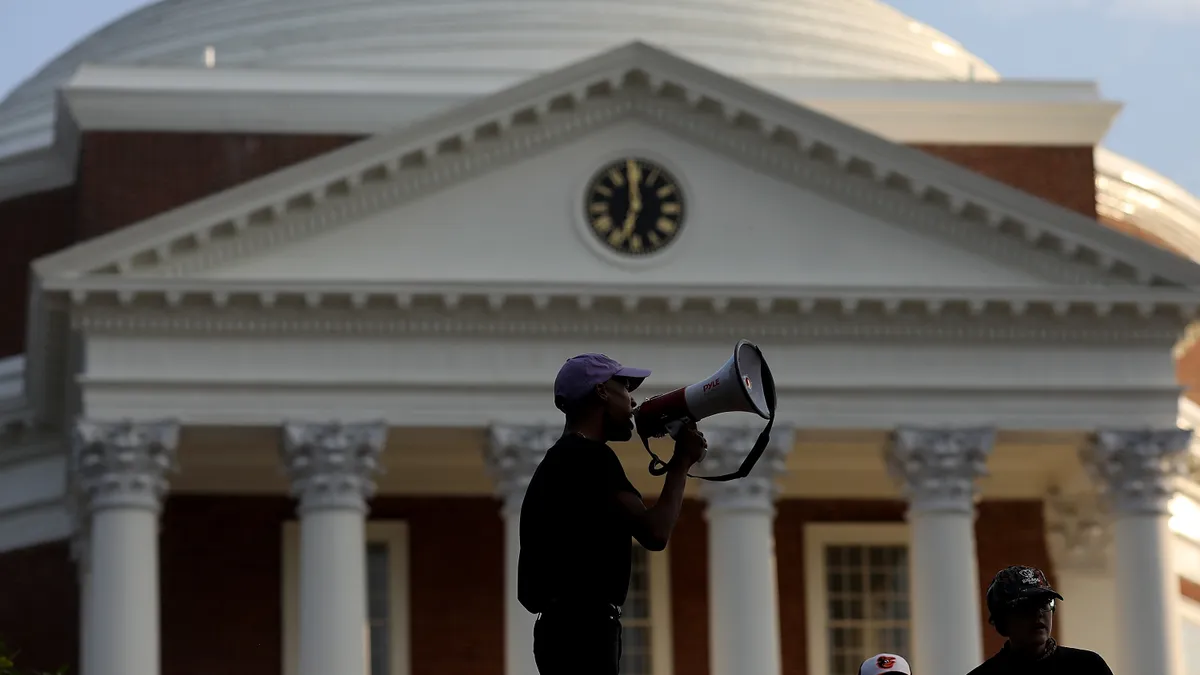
[626,159,642,212]
[611,211,637,245]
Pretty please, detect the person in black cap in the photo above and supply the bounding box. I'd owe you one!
[967,565,1114,674]
[518,353,707,675]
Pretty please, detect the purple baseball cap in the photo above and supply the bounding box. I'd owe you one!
[553,353,651,411]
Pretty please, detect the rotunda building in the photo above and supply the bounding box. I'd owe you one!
[0,3,1198,675]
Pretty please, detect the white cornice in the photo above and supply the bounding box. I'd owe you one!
[30,43,1200,290]
[53,63,1122,147]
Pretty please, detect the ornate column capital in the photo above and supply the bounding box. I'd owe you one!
[280,420,387,514]
[1080,428,1194,515]
[485,424,559,515]
[1044,488,1113,574]
[72,418,180,514]
[698,425,794,514]
[886,426,994,514]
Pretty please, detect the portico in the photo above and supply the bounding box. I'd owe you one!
[13,41,1200,675]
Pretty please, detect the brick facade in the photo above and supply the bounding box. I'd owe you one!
[0,132,362,360]
[912,145,1098,218]
[0,496,1053,675]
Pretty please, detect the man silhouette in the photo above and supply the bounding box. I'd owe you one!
[518,353,707,675]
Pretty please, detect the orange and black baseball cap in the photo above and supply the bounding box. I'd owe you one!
[860,653,911,675]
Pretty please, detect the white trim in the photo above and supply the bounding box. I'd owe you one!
[804,523,911,675]
[49,64,1121,147]
[282,520,412,675]
[648,543,674,675]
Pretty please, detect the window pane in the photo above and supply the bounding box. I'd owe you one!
[824,544,911,675]
[367,542,390,675]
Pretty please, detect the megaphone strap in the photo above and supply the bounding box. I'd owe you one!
[642,347,777,482]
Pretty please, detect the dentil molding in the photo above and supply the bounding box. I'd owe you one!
[886,426,995,514]
[279,420,388,514]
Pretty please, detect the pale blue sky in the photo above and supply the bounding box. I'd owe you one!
[0,0,1196,195]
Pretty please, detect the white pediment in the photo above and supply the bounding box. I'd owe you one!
[201,117,1047,289]
[33,42,1200,298]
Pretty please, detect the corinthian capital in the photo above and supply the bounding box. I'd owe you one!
[485,424,559,513]
[1080,428,1194,515]
[698,424,794,514]
[1044,489,1112,574]
[886,426,994,514]
[281,420,387,513]
[72,418,181,514]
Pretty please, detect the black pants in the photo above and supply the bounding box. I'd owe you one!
[532,604,623,675]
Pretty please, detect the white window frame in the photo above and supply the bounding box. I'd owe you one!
[803,523,911,675]
[641,541,675,675]
[282,520,411,675]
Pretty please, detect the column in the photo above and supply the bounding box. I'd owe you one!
[68,487,91,675]
[484,423,559,675]
[699,425,793,675]
[886,426,992,675]
[1043,488,1119,663]
[72,418,180,675]
[281,420,387,675]
[1080,428,1192,675]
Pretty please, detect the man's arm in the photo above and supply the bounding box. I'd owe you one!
[616,460,690,551]
[615,425,706,551]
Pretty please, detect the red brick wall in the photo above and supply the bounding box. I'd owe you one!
[1183,577,1200,604]
[911,144,1098,218]
[0,186,76,359]
[75,132,361,240]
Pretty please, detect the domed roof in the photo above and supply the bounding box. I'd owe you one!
[0,0,998,154]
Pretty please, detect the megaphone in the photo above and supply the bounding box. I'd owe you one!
[633,339,777,482]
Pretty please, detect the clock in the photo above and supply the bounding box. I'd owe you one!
[583,157,685,257]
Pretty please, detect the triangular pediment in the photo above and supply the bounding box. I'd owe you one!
[33,41,1200,298]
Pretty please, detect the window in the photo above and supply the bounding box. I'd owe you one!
[805,524,911,675]
[1183,597,1200,675]
[282,521,411,675]
[621,542,675,675]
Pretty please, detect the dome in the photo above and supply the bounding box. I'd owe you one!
[0,0,998,155]
[1095,148,1200,262]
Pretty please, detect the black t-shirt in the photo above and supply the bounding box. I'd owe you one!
[966,642,1114,675]
[517,432,642,614]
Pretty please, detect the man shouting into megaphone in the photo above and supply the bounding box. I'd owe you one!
[518,353,708,675]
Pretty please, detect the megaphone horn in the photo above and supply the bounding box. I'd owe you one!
[633,339,777,482]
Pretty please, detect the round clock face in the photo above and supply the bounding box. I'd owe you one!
[583,157,685,257]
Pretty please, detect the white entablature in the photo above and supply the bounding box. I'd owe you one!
[17,41,1200,434]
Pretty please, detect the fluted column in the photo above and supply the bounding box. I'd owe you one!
[72,418,180,675]
[886,426,992,675]
[1043,488,1119,663]
[699,425,793,675]
[281,420,387,675]
[1081,428,1192,675]
[484,424,559,675]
